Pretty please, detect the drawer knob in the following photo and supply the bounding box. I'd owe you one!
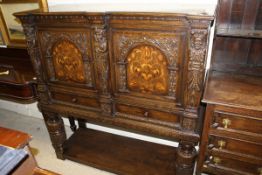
[213,157,221,165]
[258,167,262,175]
[72,98,78,103]
[218,140,226,149]
[144,111,148,117]
[222,118,231,129]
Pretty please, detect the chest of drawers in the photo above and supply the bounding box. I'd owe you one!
[197,72,262,175]
[16,11,213,175]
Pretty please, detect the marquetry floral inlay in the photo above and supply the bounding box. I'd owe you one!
[52,40,85,83]
[127,45,168,94]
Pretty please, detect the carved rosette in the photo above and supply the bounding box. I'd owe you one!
[187,29,208,108]
[93,26,111,115]
[117,33,179,98]
[39,31,93,86]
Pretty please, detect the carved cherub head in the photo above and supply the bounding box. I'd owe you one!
[191,30,207,50]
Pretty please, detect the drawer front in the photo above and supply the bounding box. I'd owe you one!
[51,91,100,109]
[209,135,262,158]
[205,153,262,175]
[110,28,187,106]
[213,110,262,134]
[116,104,180,128]
[38,29,95,89]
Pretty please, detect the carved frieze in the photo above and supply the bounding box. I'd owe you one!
[115,32,180,98]
[127,45,168,94]
[187,29,208,108]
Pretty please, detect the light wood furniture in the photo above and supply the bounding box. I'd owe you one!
[197,0,262,174]
[15,11,214,175]
[0,127,59,175]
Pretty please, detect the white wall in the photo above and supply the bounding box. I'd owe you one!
[0,1,217,147]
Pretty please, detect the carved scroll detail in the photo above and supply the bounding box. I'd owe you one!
[52,40,85,83]
[93,26,111,115]
[187,29,208,108]
[117,33,179,97]
[23,24,42,80]
[127,45,168,94]
[93,26,109,94]
[23,24,50,104]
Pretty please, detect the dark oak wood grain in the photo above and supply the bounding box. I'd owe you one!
[0,47,37,103]
[197,0,262,174]
[15,10,214,175]
[64,128,177,175]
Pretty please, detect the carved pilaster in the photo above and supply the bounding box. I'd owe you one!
[176,141,197,175]
[42,111,66,159]
[186,28,208,109]
[93,25,112,115]
[181,112,198,132]
[22,22,50,105]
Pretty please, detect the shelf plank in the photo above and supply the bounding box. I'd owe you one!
[203,71,262,111]
[63,128,177,175]
[216,29,262,38]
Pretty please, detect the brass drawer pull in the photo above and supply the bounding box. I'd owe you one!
[222,118,231,129]
[213,157,221,165]
[0,70,9,75]
[218,140,226,149]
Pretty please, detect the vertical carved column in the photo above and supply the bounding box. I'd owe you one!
[42,111,66,160]
[22,18,50,105]
[93,25,112,115]
[185,19,211,111]
[176,141,197,175]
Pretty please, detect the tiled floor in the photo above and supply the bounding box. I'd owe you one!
[0,109,113,175]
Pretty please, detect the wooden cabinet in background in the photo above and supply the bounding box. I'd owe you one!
[15,11,213,175]
[197,0,262,174]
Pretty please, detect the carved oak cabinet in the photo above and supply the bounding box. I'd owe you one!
[16,11,213,175]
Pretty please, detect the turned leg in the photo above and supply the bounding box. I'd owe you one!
[68,116,77,132]
[176,141,197,175]
[42,111,66,160]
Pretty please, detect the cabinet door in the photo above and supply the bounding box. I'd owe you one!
[38,29,95,88]
[110,26,188,126]
[37,28,100,110]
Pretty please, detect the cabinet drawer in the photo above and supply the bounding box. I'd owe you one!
[205,153,262,175]
[209,135,262,158]
[52,92,99,109]
[115,104,180,127]
[213,111,262,134]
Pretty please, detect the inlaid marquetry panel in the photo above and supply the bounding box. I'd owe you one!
[112,30,185,100]
[127,45,168,95]
[38,30,94,87]
[52,40,85,83]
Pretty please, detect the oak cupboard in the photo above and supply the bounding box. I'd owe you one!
[16,11,213,175]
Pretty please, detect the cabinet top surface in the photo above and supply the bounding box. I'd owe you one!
[203,71,262,111]
[47,1,217,16]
